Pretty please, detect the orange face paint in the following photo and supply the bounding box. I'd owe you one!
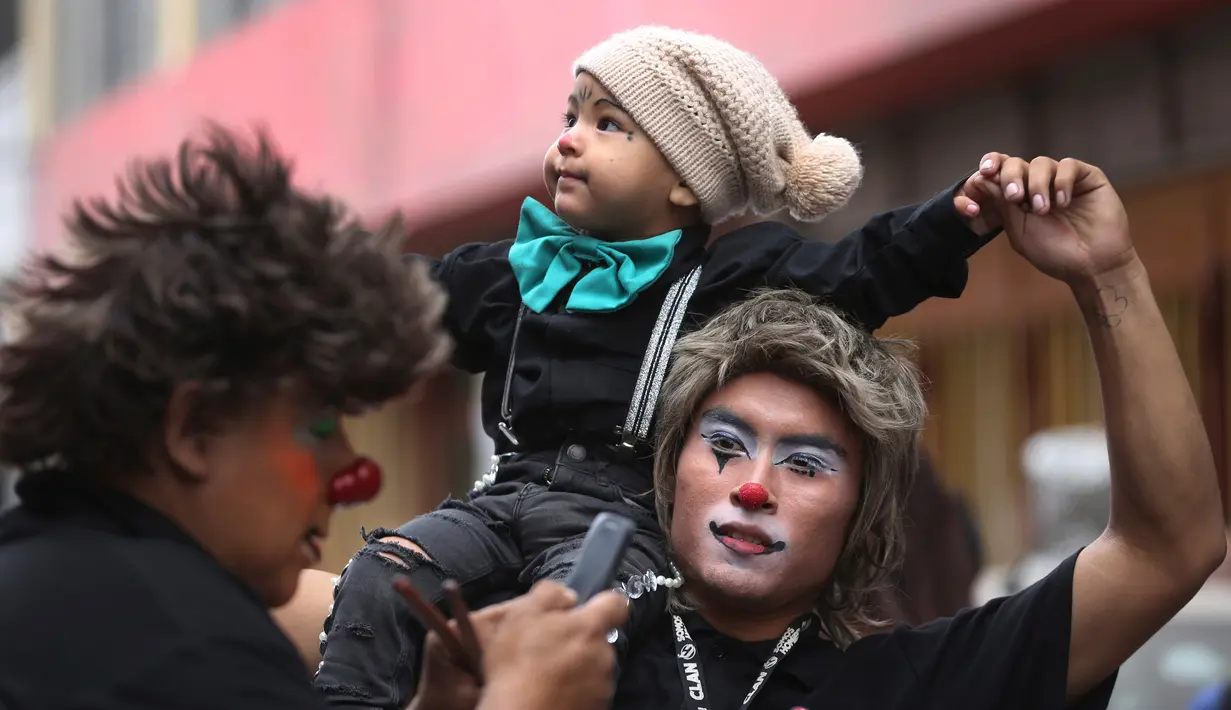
[270,436,323,510]
[266,409,382,508]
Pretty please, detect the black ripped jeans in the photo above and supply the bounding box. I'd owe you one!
[313,443,669,709]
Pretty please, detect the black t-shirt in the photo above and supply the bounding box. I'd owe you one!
[615,551,1118,710]
[0,472,325,710]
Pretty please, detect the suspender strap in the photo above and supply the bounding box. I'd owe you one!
[619,265,703,449]
[498,265,704,451]
[497,304,527,446]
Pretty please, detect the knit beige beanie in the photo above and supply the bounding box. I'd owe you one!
[574,26,863,225]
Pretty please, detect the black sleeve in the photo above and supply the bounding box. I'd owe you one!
[703,180,996,331]
[410,240,517,373]
[894,550,1117,710]
[115,634,327,710]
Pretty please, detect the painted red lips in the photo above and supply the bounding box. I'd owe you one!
[709,520,786,556]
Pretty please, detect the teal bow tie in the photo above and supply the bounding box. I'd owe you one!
[508,198,683,313]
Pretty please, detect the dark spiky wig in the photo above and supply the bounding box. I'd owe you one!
[0,125,450,479]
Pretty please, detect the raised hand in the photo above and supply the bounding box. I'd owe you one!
[959,153,1134,285]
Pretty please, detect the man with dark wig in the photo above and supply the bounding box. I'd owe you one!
[0,127,453,709]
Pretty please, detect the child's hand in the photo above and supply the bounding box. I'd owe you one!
[953,152,1020,235]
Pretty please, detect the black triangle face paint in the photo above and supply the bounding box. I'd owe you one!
[699,409,754,476]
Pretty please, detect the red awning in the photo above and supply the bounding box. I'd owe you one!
[34,0,1217,256]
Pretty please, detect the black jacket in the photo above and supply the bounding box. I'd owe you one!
[425,183,991,466]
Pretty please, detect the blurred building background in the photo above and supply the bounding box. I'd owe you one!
[0,0,22,512]
[9,0,1231,576]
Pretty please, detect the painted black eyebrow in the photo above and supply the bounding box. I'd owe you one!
[565,93,629,115]
[595,97,628,114]
[699,407,753,434]
[701,407,847,459]
[778,434,848,460]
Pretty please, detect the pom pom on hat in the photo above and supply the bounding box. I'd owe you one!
[782,134,864,222]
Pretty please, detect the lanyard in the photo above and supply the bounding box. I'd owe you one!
[671,613,812,710]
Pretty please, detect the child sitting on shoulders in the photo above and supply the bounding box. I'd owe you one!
[314,26,1000,708]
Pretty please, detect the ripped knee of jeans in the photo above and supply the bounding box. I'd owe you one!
[318,539,444,665]
[358,526,435,570]
[373,535,432,569]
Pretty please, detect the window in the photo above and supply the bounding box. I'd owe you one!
[0,471,12,511]
[197,0,289,44]
[53,0,158,124]
[0,0,16,57]
[0,314,10,512]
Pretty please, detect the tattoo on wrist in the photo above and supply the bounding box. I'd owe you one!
[1094,286,1129,328]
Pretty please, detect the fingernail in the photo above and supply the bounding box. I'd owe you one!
[1032,194,1045,212]
[1056,190,1067,206]
[965,203,979,215]
[981,159,994,171]
[1005,182,1019,197]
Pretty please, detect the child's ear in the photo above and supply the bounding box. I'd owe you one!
[669,182,699,209]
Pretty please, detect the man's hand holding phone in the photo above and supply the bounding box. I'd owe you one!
[401,513,637,710]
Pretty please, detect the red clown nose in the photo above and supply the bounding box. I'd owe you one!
[737,482,769,509]
[328,457,383,506]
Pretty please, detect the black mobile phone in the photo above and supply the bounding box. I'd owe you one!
[564,512,637,603]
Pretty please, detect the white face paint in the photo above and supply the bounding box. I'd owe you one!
[668,374,865,621]
[694,408,853,561]
[698,408,847,480]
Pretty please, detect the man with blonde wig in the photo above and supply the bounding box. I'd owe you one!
[611,152,1225,709]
